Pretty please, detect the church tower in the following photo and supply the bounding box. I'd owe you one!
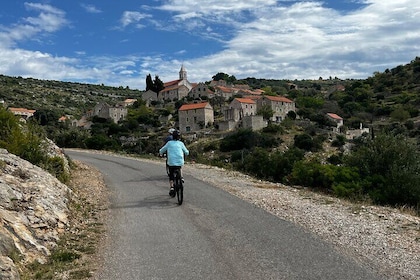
[179,64,187,80]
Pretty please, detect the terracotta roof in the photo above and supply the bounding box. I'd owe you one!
[9,107,36,114]
[264,95,293,103]
[160,84,182,93]
[243,95,262,100]
[164,79,181,87]
[327,113,343,120]
[234,98,255,104]
[239,89,263,95]
[179,102,210,111]
[216,86,235,93]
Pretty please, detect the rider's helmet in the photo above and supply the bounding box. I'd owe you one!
[168,128,176,134]
[172,130,180,140]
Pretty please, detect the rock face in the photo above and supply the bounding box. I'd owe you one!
[0,148,71,280]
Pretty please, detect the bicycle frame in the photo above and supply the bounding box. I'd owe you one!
[173,167,183,205]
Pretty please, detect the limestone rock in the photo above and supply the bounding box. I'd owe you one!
[0,148,72,277]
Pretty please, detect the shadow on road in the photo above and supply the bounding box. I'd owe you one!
[110,195,180,210]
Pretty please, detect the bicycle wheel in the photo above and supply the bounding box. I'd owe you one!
[175,171,183,205]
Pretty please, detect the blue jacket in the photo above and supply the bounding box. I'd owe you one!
[159,140,189,166]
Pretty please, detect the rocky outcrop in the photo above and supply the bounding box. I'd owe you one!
[0,148,72,280]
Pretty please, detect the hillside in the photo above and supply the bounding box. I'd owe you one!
[0,75,142,118]
[1,57,419,211]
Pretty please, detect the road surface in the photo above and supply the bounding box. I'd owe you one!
[65,150,384,280]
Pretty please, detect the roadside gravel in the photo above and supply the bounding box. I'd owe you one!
[181,162,419,280]
[72,152,419,280]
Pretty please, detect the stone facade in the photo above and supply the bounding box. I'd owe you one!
[92,102,127,123]
[159,65,194,102]
[189,82,214,100]
[178,102,214,133]
[256,95,295,123]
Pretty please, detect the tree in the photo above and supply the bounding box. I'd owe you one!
[145,74,153,91]
[153,75,164,93]
[212,72,237,83]
[390,107,410,122]
[145,74,164,93]
[257,105,274,122]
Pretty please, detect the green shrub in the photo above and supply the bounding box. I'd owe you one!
[344,133,420,208]
[41,156,70,183]
[290,160,361,194]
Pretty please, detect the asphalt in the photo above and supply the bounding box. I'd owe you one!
[65,150,385,280]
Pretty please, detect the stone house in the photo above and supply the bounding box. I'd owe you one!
[256,95,295,123]
[178,102,214,133]
[214,85,238,100]
[8,107,36,120]
[228,98,257,121]
[220,97,266,131]
[91,102,127,123]
[122,98,137,107]
[326,113,344,133]
[142,90,159,105]
[189,82,215,100]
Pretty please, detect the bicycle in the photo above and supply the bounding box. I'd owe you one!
[173,167,183,205]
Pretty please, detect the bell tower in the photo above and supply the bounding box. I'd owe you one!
[179,64,187,80]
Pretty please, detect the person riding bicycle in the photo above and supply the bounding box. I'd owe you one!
[163,128,176,175]
[164,128,175,143]
[159,130,189,197]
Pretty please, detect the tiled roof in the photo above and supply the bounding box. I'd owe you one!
[179,102,210,111]
[9,107,36,114]
[164,79,181,87]
[160,84,181,93]
[327,113,343,120]
[216,86,235,93]
[243,95,262,100]
[264,95,293,103]
[234,98,255,104]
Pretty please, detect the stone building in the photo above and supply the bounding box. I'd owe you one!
[159,65,194,102]
[178,102,214,133]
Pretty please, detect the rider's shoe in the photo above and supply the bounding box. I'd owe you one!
[181,177,184,183]
[169,187,175,197]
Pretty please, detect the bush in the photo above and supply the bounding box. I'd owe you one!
[41,156,70,183]
[293,133,314,151]
[344,133,420,208]
[220,128,279,152]
[290,160,361,195]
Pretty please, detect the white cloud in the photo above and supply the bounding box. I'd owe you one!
[120,11,151,28]
[0,2,68,47]
[81,4,102,14]
[1,0,419,90]
[167,0,420,81]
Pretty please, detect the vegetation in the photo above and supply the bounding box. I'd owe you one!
[0,107,69,182]
[1,57,419,214]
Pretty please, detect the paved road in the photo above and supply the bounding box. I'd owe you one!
[65,150,384,280]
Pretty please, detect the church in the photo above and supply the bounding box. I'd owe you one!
[158,65,195,102]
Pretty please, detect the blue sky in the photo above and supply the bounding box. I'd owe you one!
[0,1,419,90]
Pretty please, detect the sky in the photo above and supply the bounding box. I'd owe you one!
[0,1,419,91]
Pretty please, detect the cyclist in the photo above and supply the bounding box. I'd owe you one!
[159,130,189,197]
[163,128,176,175]
[164,128,175,143]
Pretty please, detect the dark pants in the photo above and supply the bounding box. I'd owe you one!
[168,166,181,181]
